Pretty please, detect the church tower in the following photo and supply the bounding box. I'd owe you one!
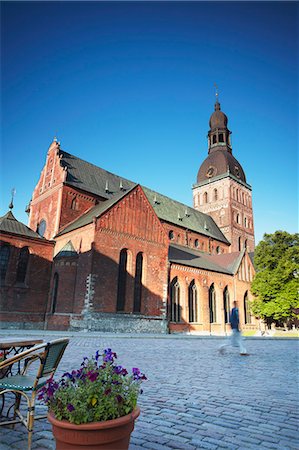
[192,95,255,252]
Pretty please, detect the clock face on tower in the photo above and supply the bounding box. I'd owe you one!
[206,166,217,178]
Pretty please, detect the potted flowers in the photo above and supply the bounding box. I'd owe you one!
[38,348,146,450]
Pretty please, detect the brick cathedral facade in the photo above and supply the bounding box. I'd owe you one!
[0,100,257,333]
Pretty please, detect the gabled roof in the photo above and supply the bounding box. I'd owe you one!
[142,187,229,244]
[55,241,77,258]
[57,149,230,244]
[169,243,232,275]
[60,150,136,199]
[204,249,245,274]
[56,188,134,236]
[0,210,45,240]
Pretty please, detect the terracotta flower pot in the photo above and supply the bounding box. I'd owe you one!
[47,407,140,450]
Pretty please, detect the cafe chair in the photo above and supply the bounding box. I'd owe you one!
[0,338,69,450]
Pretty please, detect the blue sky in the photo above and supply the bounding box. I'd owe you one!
[1,1,298,244]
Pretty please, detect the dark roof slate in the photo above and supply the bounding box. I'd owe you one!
[142,187,229,244]
[55,241,77,258]
[168,243,233,274]
[57,150,229,244]
[0,211,44,240]
[60,150,136,198]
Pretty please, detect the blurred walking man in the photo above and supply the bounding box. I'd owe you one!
[219,301,249,356]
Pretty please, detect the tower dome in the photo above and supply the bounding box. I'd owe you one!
[209,100,228,129]
[196,98,246,184]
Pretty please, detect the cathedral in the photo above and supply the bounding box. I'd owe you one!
[0,98,256,333]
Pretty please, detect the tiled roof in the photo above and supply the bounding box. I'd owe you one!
[58,150,229,244]
[168,243,233,274]
[60,150,136,198]
[142,187,229,244]
[0,211,44,240]
[204,249,245,274]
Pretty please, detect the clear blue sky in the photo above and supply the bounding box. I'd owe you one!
[1,1,298,244]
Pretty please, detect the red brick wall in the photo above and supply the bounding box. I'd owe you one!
[0,233,54,324]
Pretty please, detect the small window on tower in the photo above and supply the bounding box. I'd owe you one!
[212,135,217,144]
[169,230,174,240]
[37,220,46,237]
[204,192,208,203]
[219,133,224,142]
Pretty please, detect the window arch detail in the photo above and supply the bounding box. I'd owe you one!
[188,280,198,323]
[209,283,216,323]
[170,277,180,322]
[52,273,59,313]
[0,244,10,283]
[223,286,230,324]
[244,291,251,324]
[16,247,30,283]
[117,249,128,312]
[133,252,143,313]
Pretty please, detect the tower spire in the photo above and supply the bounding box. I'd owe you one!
[9,187,16,210]
[214,83,220,110]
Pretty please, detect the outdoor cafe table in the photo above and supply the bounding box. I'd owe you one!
[0,338,43,418]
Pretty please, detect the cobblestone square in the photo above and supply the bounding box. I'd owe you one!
[0,332,298,450]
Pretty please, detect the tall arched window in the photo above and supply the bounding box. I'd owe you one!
[170,277,180,322]
[223,286,230,324]
[52,273,59,313]
[37,219,46,237]
[188,280,198,323]
[214,189,218,201]
[204,192,208,203]
[133,252,143,313]
[16,247,29,283]
[244,291,251,324]
[244,239,248,249]
[209,283,216,323]
[116,249,128,312]
[0,244,10,283]
[238,237,242,251]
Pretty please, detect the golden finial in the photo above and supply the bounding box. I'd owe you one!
[214,83,219,101]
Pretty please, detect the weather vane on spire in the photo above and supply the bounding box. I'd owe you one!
[9,187,16,210]
[214,83,219,101]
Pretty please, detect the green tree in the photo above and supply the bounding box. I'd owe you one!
[251,231,299,327]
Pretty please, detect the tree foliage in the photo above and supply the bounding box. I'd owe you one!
[251,231,299,326]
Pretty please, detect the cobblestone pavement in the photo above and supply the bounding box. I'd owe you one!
[0,331,298,450]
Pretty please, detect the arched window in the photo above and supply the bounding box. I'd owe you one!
[203,192,208,203]
[216,246,221,254]
[37,219,46,237]
[236,189,239,202]
[0,244,10,283]
[195,239,199,248]
[223,286,230,324]
[214,189,218,201]
[244,217,247,228]
[116,249,128,312]
[71,197,77,210]
[244,239,248,249]
[244,291,251,324]
[170,277,180,322]
[188,280,198,323]
[219,133,224,142]
[169,230,174,240]
[52,273,59,313]
[212,135,217,144]
[209,283,216,323]
[133,252,143,313]
[16,247,29,283]
[238,237,242,251]
[236,213,240,224]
